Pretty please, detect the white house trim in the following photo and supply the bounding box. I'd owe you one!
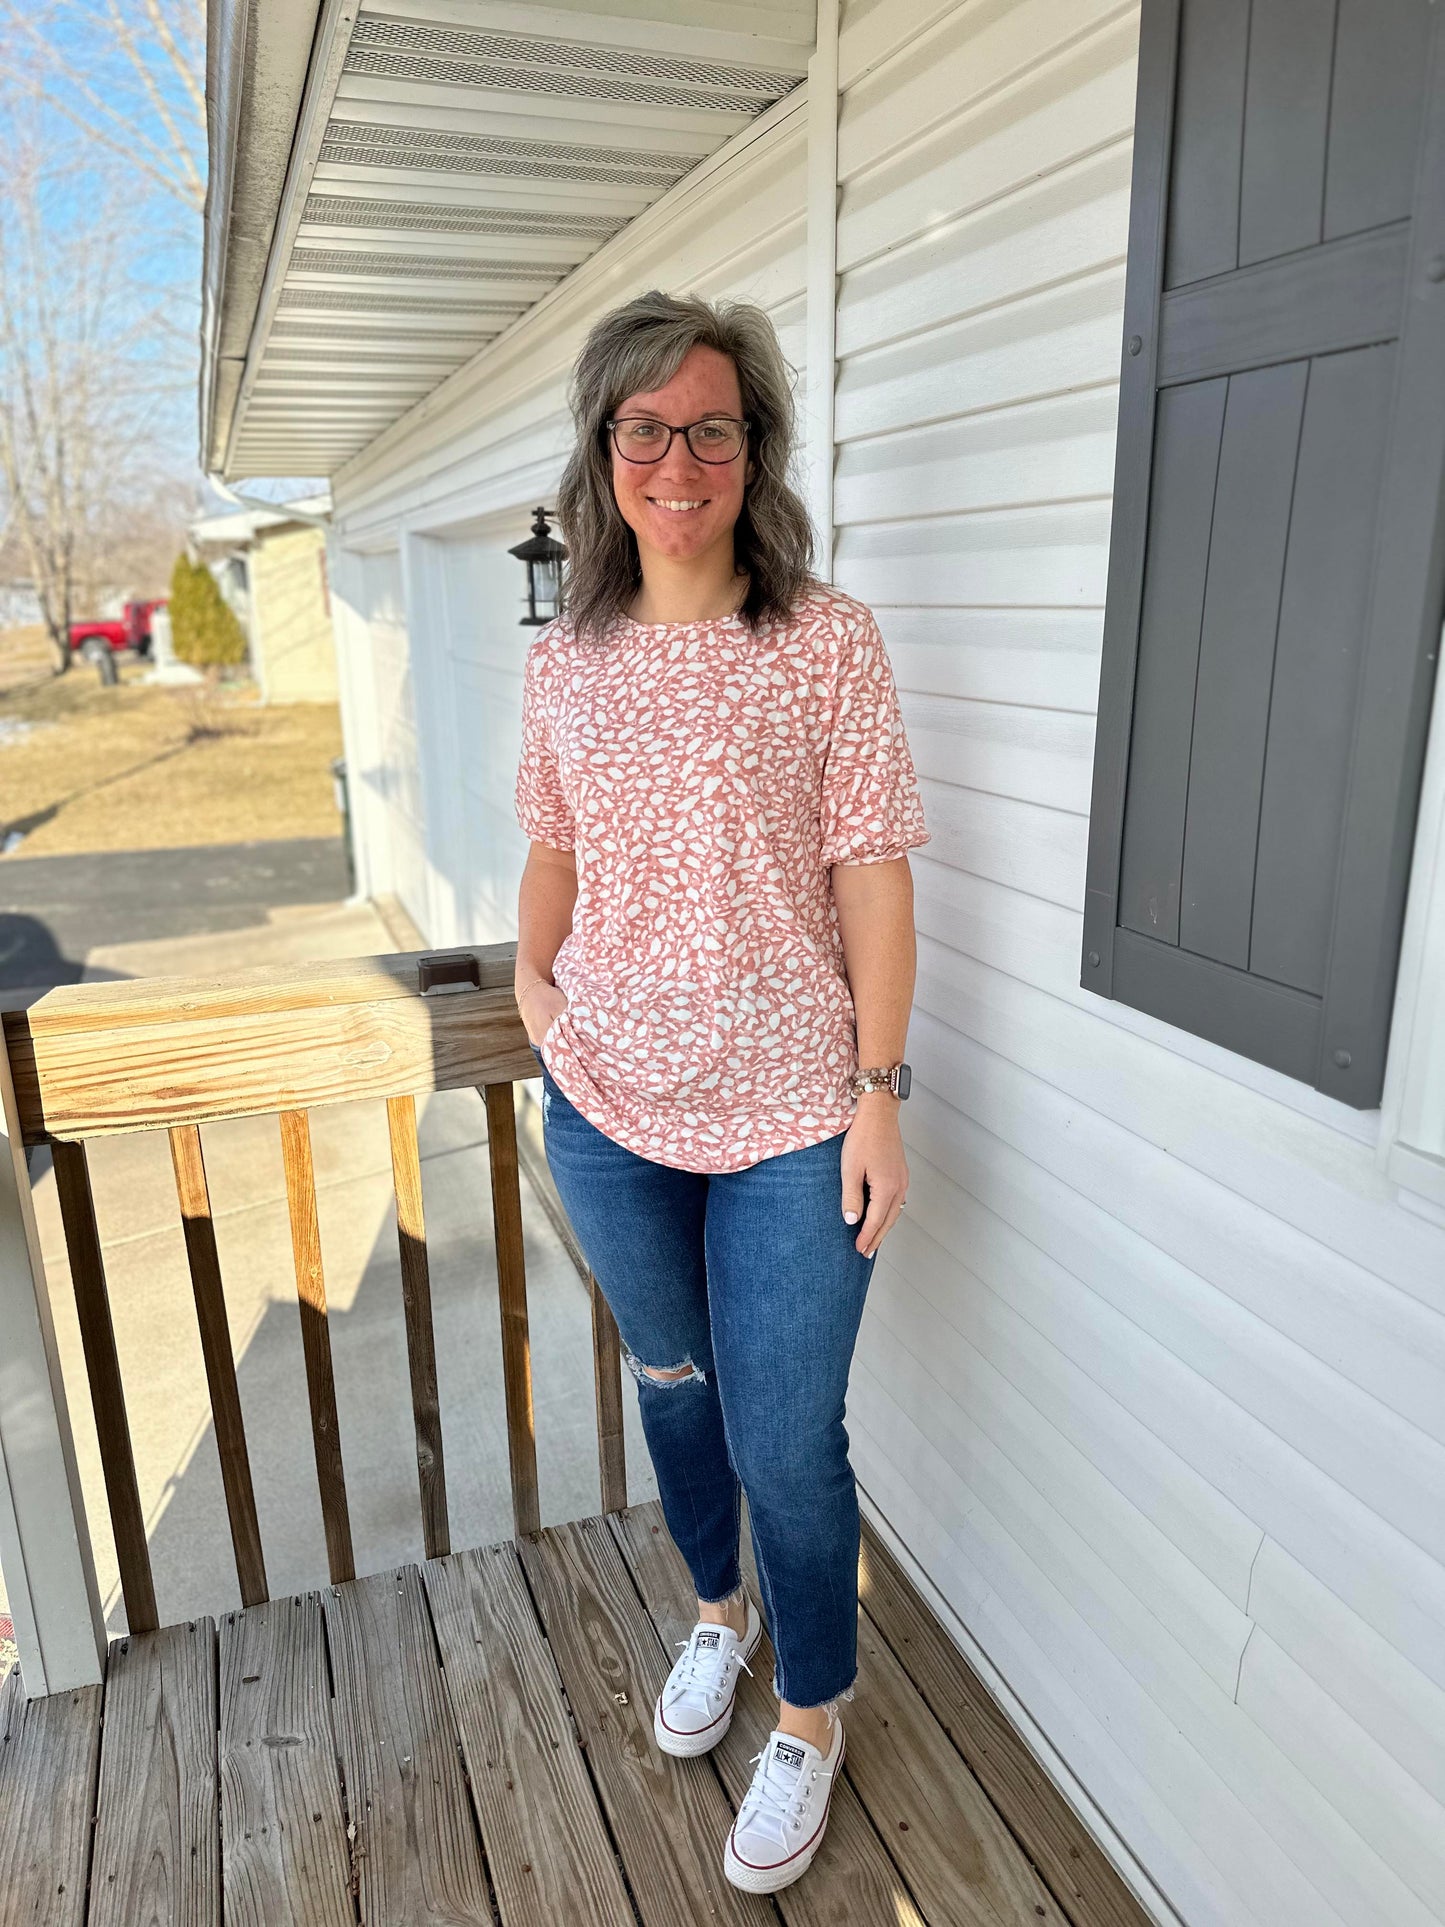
[1380,616,1445,1219]
[804,0,838,578]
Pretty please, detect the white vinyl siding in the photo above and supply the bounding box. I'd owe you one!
[832,4,1445,1927]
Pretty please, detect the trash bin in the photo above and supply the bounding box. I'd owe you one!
[82,638,118,685]
[331,756,356,895]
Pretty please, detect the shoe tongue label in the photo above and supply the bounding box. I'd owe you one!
[773,1739,807,1770]
[696,1629,722,1650]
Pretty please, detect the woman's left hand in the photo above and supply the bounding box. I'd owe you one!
[841,1099,909,1258]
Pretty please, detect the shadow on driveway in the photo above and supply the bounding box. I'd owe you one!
[0,836,350,990]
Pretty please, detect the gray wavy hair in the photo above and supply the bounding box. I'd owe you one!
[555,289,818,643]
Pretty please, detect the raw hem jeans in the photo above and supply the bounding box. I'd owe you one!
[529,1041,876,1710]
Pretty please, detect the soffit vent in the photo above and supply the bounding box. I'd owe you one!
[321,122,694,170]
[349,18,798,94]
[302,195,625,237]
[276,288,527,315]
[268,322,498,347]
[288,248,574,280]
[344,49,780,113]
[260,345,480,363]
[317,140,686,184]
[317,121,692,184]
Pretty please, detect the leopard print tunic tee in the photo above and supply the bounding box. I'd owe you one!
[513,582,930,1172]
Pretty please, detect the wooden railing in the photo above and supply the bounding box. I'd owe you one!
[0,941,626,1644]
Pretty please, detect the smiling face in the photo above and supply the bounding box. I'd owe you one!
[609,342,752,577]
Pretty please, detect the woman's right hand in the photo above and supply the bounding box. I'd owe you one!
[519,981,569,1048]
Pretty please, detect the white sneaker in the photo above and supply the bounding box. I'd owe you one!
[653,1599,763,1757]
[723,1713,846,1893]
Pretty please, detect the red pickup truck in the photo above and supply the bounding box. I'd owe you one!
[68,598,167,661]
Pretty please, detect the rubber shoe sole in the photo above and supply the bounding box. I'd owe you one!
[723,1726,846,1894]
[653,1606,763,1758]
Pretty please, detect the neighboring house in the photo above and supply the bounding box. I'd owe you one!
[187,492,338,703]
[0,583,43,630]
[195,6,1445,1926]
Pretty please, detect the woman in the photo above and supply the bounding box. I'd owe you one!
[512,288,929,1895]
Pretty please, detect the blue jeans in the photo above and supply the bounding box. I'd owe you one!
[528,1041,876,1709]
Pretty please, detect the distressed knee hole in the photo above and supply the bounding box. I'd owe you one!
[623,1351,707,1387]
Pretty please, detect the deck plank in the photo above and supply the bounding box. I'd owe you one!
[0,1663,100,1927]
[322,1565,494,1925]
[89,1619,220,1926]
[218,1594,354,1926]
[858,1522,1156,1927]
[423,1540,635,1927]
[847,1609,1068,1926]
[517,1516,769,1927]
[609,1503,927,1927]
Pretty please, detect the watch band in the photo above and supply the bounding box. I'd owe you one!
[850,1062,911,1100]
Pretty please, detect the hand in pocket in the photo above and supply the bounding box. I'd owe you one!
[520,982,569,1048]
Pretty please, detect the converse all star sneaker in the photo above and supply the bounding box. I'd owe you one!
[723,1712,846,1893]
[653,1598,763,1757]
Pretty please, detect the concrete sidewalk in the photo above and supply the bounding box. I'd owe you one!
[2,897,652,1662]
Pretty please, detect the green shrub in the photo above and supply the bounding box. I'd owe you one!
[169,553,249,667]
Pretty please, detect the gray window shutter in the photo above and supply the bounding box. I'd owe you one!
[1083,0,1445,1108]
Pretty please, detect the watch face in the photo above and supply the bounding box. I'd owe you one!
[897,1062,912,1099]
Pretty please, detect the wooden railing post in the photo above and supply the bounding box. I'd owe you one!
[483,1080,540,1539]
[590,1275,627,1516]
[0,1031,106,1698]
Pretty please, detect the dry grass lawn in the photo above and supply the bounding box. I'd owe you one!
[0,626,345,856]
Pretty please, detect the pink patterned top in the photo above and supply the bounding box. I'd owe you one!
[514,582,930,1172]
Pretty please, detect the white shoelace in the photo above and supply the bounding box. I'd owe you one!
[741,1745,814,1841]
[666,1625,754,1706]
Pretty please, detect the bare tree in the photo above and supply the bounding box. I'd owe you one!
[0,3,205,671]
[0,1,206,216]
[0,149,184,670]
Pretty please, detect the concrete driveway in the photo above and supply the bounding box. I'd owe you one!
[0,835,352,989]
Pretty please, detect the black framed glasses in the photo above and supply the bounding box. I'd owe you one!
[606,415,750,464]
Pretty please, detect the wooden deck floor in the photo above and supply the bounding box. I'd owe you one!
[0,1501,1152,1927]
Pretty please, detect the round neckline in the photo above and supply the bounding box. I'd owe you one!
[616,608,749,634]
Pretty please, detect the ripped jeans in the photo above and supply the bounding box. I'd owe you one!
[528,1042,876,1711]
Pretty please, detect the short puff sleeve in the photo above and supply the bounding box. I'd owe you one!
[514,640,576,851]
[818,610,931,866]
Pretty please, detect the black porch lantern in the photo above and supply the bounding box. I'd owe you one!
[509,506,567,626]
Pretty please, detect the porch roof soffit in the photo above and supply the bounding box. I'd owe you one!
[200,0,814,482]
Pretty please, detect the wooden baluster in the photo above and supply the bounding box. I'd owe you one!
[589,1274,627,1516]
[482,1080,540,1539]
[278,1109,354,1583]
[168,1124,268,1606]
[51,1140,158,1633]
[385,1095,449,1560]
